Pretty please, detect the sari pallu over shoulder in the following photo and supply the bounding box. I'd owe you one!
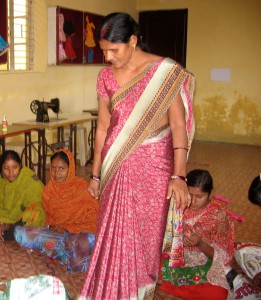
[101,58,195,193]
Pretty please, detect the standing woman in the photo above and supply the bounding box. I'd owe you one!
[0,150,44,241]
[79,12,195,299]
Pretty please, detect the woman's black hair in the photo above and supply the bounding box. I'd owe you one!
[50,151,69,166]
[186,169,213,195]
[248,175,261,206]
[97,12,148,51]
[0,150,21,171]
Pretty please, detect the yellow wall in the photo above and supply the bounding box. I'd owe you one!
[138,0,261,145]
[0,0,137,123]
[1,0,261,145]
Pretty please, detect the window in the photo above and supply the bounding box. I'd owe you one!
[0,0,34,71]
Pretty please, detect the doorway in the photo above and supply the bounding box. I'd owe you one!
[139,10,188,67]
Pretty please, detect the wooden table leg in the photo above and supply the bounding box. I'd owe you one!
[85,119,97,166]
[0,138,5,153]
[24,131,32,169]
[37,128,47,184]
[69,124,77,163]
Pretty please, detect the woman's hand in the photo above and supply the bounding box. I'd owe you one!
[49,225,68,233]
[0,223,4,241]
[252,272,261,288]
[167,178,191,212]
[0,223,11,241]
[183,226,202,247]
[184,230,201,247]
[183,225,214,259]
[88,180,100,199]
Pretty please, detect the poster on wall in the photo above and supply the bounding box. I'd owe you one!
[57,7,104,65]
[83,12,104,64]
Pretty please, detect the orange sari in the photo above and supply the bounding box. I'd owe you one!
[42,149,98,234]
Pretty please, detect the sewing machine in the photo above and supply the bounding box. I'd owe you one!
[30,98,60,122]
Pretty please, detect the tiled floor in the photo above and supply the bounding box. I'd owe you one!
[2,140,259,300]
[80,140,261,243]
[187,140,261,243]
[80,140,261,299]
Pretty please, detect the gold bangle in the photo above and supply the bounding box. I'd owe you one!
[173,147,188,151]
[171,175,187,182]
[90,173,101,182]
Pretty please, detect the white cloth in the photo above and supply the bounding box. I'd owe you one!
[0,275,70,300]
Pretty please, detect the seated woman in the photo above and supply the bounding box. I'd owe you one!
[231,174,261,290]
[15,149,99,273]
[0,150,44,241]
[160,169,234,300]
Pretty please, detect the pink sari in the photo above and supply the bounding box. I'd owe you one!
[79,58,195,300]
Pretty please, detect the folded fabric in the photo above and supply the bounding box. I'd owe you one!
[234,241,261,279]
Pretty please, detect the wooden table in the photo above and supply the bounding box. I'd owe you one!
[13,114,97,183]
[0,125,37,169]
[82,109,98,116]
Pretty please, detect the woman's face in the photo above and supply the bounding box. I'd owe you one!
[50,157,69,183]
[1,158,21,182]
[188,186,210,211]
[99,39,133,68]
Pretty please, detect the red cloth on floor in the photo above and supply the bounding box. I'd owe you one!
[160,281,228,300]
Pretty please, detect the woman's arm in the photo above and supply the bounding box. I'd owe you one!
[22,175,45,226]
[252,272,261,288]
[88,96,111,199]
[184,229,214,259]
[167,92,191,211]
[196,238,214,259]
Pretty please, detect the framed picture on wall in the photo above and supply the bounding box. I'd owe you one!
[83,12,104,64]
[48,6,104,65]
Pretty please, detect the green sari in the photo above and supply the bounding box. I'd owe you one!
[0,166,44,226]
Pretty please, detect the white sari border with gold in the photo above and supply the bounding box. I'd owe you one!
[101,57,195,194]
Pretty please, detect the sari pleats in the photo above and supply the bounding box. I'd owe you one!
[80,133,173,299]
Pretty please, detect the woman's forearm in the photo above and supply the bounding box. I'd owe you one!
[197,239,214,259]
[172,126,188,176]
[91,128,107,176]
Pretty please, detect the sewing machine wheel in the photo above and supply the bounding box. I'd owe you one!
[30,100,40,114]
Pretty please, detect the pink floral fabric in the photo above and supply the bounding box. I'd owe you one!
[79,59,193,299]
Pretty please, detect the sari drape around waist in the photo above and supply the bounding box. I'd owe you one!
[80,129,174,299]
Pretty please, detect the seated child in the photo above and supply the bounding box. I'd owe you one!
[160,169,234,300]
[15,149,99,273]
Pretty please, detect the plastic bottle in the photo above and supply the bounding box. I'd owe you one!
[2,115,8,132]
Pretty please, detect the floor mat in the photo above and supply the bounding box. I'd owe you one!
[0,240,86,299]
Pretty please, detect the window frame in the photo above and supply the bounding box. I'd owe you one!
[0,0,34,71]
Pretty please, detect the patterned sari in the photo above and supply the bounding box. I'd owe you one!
[79,58,195,300]
[14,149,99,273]
[161,201,234,300]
